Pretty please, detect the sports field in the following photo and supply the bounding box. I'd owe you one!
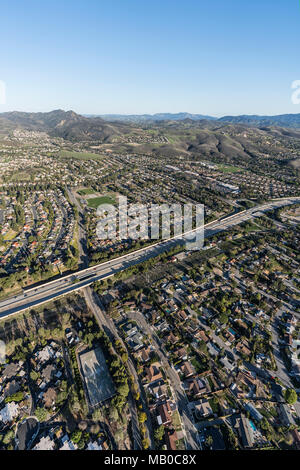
[87,195,116,208]
[79,347,115,406]
[77,188,95,196]
[59,150,103,160]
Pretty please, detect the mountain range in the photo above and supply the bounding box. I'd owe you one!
[218,113,300,128]
[1,110,300,149]
[0,109,130,141]
[86,112,216,122]
[1,109,300,168]
[1,109,300,132]
[89,112,300,128]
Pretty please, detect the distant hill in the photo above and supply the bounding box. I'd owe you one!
[2,110,300,133]
[85,112,300,128]
[0,109,131,142]
[87,112,217,122]
[219,113,300,128]
[1,110,300,162]
[0,109,82,130]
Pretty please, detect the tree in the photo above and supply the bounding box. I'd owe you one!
[117,382,129,398]
[71,430,82,444]
[112,394,126,411]
[109,405,119,422]
[3,430,14,445]
[77,439,86,450]
[142,438,150,449]
[138,411,147,424]
[154,425,165,442]
[219,312,228,325]
[35,406,48,422]
[92,408,102,421]
[121,352,128,362]
[284,388,297,405]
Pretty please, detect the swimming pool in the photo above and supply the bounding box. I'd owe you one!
[249,420,257,431]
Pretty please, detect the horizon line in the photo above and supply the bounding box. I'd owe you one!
[1,109,300,118]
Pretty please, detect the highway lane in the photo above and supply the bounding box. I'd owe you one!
[0,196,299,319]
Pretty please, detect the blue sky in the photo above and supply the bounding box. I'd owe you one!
[0,0,300,116]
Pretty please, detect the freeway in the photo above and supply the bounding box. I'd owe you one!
[0,196,299,319]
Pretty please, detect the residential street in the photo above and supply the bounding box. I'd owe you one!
[83,286,154,449]
[127,309,200,450]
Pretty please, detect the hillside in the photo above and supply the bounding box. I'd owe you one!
[0,111,300,173]
[90,112,300,129]
[0,109,131,142]
[219,113,300,129]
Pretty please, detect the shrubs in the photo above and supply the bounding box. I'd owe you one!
[154,425,165,442]
[71,430,82,444]
[35,406,48,422]
[5,391,24,403]
[284,388,297,405]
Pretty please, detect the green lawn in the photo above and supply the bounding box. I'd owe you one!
[241,220,262,232]
[9,171,31,181]
[208,397,219,414]
[3,229,17,241]
[87,196,116,209]
[77,188,95,195]
[59,150,103,161]
[171,410,182,432]
[216,164,241,173]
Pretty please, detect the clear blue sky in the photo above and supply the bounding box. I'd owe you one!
[1,0,300,116]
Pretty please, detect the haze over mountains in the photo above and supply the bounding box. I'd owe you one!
[90,112,300,128]
[218,113,300,128]
[86,112,217,122]
[1,109,300,133]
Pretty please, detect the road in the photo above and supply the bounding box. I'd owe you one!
[127,309,200,449]
[232,266,298,389]
[1,195,299,449]
[83,286,154,449]
[0,197,299,319]
[68,189,153,449]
